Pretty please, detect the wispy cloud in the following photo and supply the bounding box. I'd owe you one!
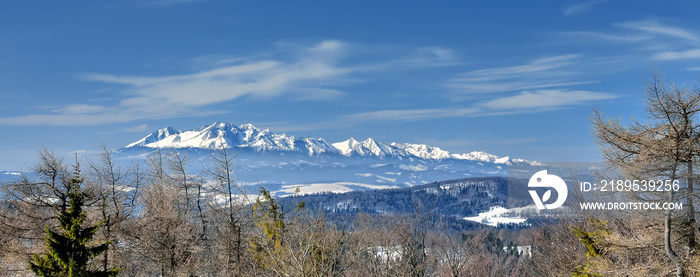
[0,40,458,126]
[82,59,351,106]
[458,55,579,80]
[616,20,700,42]
[340,89,616,123]
[390,47,458,68]
[480,89,617,110]
[0,106,226,126]
[617,20,700,60]
[447,55,589,95]
[563,0,610,16]
[355,46,459,72]
[559,31,650,43]
[563,19,700,61]
[99,124,151,135]
[122,124,150,133]
[344,108,478,122]
[653,49,700,61]
[1,41,353,126]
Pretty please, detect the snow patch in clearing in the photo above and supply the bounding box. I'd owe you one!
[278,182,399,196]
[463,206,527,227]
[398,164,428,171]
[376,175,396,182]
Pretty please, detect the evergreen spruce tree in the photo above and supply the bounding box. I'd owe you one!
[28,163,121,277]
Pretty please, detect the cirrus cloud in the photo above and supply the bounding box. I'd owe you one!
[480,89,617,110]
[0,40,457,126]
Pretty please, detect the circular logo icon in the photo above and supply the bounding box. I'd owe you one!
[528,170,568,209]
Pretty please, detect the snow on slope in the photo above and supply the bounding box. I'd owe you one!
[276,182,400,197]
[332,138,367,156]
[127,122,338,156]
[463,206,528,227]
[0,171,23,183]
[391,142,451,160]
[452,151,511,164]
[125,122,536,165]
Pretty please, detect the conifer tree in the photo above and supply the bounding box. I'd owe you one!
[249,187,306,273]
[28,163,121,277]
[249,187,287,267]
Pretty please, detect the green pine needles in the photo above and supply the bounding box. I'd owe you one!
[28,164,121,277]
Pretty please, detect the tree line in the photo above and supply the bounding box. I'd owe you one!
[0,145,538,276]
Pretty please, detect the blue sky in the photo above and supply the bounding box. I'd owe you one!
[2,0,700,169]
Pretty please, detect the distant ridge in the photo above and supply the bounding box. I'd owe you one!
[125,122,536,166]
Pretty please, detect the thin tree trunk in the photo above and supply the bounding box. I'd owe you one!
[688,160,696,252]
[666,162,685,277]
[103,217,110,271]
[237,221,242,277]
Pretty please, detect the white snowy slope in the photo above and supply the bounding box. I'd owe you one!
[390,142,451,160]
[126,122,338,156]
[452,151,512,164]
[463,206,528,227]
[332,137,368,156]
[125,122,535,164]
[0,171,23,183]
[276,182,401,197]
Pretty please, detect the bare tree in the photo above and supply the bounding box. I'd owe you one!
[126,149,206,276]
[87,142,141,273]
[283,212,344,277]
[592,72,700,276]
[0,149,73,274]
[208,145,254,276]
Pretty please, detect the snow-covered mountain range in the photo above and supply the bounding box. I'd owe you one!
[117,122,548,198]
[125,122,532,165]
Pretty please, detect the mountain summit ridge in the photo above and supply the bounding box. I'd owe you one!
[125,122,531,165]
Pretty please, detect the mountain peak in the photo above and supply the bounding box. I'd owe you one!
[332,137,365,156]
[361,137,376,145]
[124,122,530,164]
[125,126,181,148]
[240,123,258,130]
